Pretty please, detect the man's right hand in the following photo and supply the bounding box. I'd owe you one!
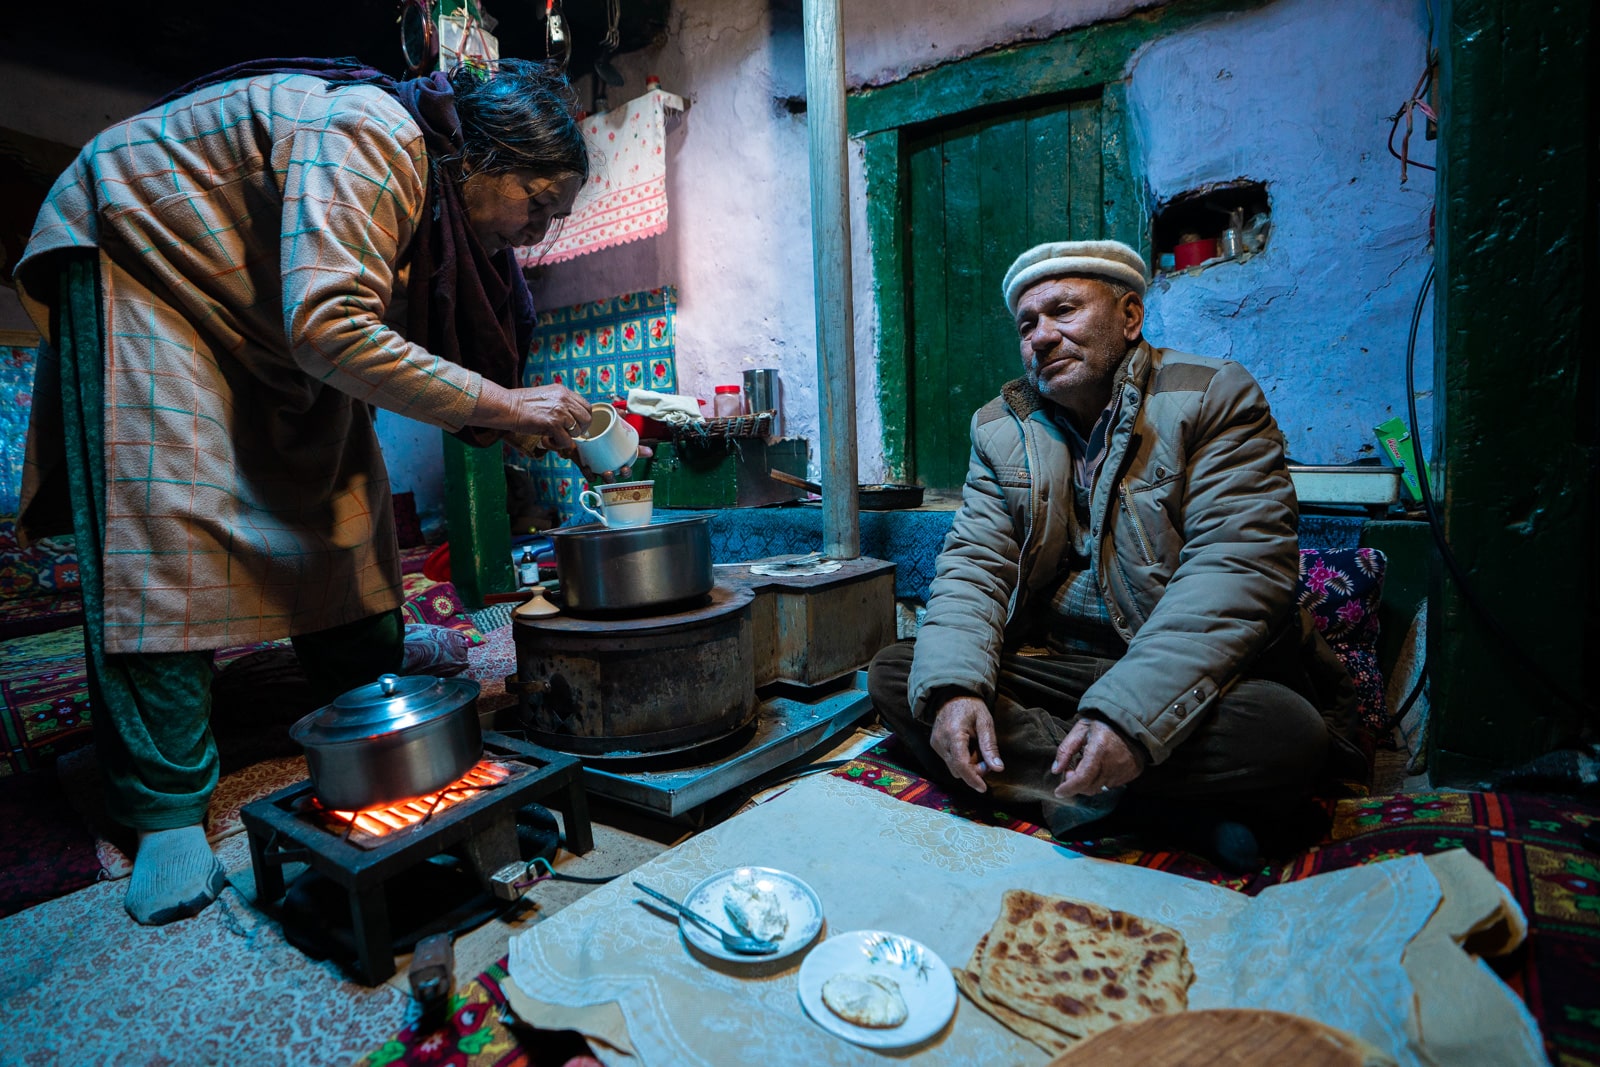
[929,696,1005,793]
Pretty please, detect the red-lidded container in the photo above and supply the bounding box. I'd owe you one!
[713,385,743,418]
[611,397,645,434]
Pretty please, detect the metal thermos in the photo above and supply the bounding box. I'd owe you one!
[742,368,782,436]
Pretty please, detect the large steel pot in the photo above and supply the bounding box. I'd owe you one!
[546,515,713,613]
[289,673,482,810]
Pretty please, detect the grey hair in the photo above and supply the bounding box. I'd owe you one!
[1096,277,1138,302]
[448,59,589,182]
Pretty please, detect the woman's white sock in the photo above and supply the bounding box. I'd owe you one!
[124,825,227,926]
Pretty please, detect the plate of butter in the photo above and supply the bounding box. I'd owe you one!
[797,930,956,1049]
[679,865,824,963]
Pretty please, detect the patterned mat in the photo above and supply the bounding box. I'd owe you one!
[357,735,1600,1067]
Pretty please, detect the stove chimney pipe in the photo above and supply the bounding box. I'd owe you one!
[802,0,860,560]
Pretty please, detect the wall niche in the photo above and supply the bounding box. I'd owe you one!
[1150,180,1270,275]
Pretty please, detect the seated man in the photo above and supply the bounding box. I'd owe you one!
[869,239,1367,870]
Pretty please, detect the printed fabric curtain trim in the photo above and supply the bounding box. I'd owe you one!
[515,87,684,267]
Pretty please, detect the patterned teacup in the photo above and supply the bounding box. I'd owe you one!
[578,480,654,528]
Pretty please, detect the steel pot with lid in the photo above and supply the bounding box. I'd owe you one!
[545,514,713,613]
[289,672,482,810]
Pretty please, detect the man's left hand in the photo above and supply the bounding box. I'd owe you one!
[1051,718,1146,798]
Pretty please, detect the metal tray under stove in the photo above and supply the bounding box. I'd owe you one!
[576,671,874,818]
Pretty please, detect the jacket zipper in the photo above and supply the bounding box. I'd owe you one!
[1007,412,1042,625]
[1119,485,1157,565]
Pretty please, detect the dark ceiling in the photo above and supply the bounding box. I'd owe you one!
[0,0,671,98]
[0,0,670,287]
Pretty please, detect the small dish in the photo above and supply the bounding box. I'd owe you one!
[678,866,824,963]
[796,929,957,1049]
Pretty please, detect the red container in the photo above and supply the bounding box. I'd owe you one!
[611,397,645,434]
[1173,237,1218,269]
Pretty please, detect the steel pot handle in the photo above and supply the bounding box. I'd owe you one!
[503,674,552,696]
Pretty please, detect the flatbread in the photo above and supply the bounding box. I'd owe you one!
[954,935,1073,1055]
[821,973,909,1028]
[970,889,1194,1047]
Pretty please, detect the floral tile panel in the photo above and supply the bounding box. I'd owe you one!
[518,287,677,522]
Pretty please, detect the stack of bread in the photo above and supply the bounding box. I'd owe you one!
[954,889,1195,1055]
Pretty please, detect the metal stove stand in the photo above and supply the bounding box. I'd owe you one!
[574,671,876,818]
[241,732,592,985]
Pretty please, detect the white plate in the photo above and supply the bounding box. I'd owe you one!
[679,866,824,963]
[796,930,957,1049]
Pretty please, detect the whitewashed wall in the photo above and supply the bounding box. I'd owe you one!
[516,0,1435,506]
[2,0,1436,525]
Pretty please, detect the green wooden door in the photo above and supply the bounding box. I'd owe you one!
[906,92,1107,489]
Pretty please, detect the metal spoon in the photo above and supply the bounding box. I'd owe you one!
[633,881,780,955]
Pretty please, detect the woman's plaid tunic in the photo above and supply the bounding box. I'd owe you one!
[16,74,485,653]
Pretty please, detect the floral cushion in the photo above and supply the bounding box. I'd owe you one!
[1297,546,1388,735]
[399,578,486,647]
[0,518,80,602]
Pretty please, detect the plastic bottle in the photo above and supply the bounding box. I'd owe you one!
[612,397,645,434]
[713,385,743,418]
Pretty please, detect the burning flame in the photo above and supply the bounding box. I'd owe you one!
[324,761,512,838]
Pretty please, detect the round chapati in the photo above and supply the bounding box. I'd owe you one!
[821,972,909,1029]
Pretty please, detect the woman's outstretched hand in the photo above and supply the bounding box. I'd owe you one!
[472,381,592,449]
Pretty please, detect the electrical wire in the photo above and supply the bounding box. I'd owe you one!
[1387,60,1438,182]
[513,855,622,891]
[602,0,621,52]
[1403,262,1596,719]
[1378,653,1429,735]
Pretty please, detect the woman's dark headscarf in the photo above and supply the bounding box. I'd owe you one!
[157,57,588,444]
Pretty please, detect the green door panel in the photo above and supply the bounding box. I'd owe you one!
[906,92,1105,489]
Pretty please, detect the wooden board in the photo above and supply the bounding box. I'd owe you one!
[1045,1009,1395,1067]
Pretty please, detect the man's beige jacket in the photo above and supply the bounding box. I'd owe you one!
[908,341,1362,770]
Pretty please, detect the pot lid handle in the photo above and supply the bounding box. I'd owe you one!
[379,673,400,696]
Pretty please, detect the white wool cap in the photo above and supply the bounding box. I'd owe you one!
[1002,239,1149,314]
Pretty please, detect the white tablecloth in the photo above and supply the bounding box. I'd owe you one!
[506,773,1534,1064]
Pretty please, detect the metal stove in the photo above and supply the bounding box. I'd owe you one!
[507,557,896,818]
[575,674,874,817]
[240,732,592,985]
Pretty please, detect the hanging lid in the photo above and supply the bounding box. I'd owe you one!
[289,672,481,746]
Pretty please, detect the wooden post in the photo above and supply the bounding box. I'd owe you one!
[802,0,861,559]
[442,433,513,611]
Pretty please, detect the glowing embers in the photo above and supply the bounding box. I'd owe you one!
[319,760,514,841]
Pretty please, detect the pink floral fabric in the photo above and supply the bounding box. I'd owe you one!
[1297,546,1388,735]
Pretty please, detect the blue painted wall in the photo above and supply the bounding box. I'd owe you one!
[374,410,447,540]
[1129,0,1436,463]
